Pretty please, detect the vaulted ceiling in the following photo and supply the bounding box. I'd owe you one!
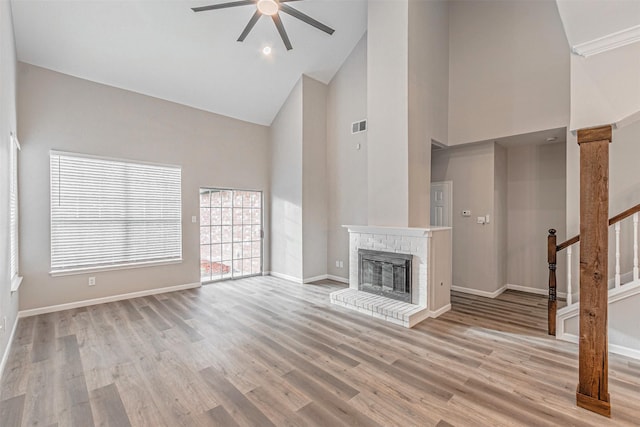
[11,0,367,125]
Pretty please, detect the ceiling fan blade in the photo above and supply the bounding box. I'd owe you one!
[272,14,293,51]
[192,0,255,13]
[238,10,262,41]
[279,4,335,35]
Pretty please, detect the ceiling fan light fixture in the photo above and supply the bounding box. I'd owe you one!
[257,0,279,16]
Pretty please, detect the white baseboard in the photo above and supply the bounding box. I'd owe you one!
[429,303,451,318]
[452,284,566,299]
[303,274,329,283]
[18,282,201,318]
[327,274,349,284]
[269,271,302,283]
[505,283,567,299]
[557,332,640,361]
[451,285,507,299]
[0,314,19,382]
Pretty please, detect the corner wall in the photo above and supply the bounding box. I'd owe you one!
[302,76,328,281]
[270,79,304,281]
[507,142,566,293]
[270,76,329,282]
[0,0,19,372]
[326,36,367,281]
[18,64,270,310]
[431,142,501,294]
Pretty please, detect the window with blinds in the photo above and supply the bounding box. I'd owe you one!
[9,134,19,281]
[50,151,182,274]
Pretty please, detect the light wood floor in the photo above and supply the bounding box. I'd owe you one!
[1,277,639,426]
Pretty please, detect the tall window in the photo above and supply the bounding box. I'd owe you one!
[199,188,262,282]
[50,151,182,274]
[9,134,20,288]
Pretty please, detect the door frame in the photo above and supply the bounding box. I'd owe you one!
[430,180,453,227]
[199,187,264,284]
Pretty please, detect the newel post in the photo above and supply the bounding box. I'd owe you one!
[547,229,557,336]
[576,124,612,417]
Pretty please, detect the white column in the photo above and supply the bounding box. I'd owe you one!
[615,222,621,288]
[567,246,572,306]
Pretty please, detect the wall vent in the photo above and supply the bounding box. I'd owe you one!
[351,119,367,134]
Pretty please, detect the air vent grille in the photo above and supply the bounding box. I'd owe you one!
[351,120,367,134]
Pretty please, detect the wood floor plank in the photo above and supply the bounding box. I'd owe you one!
[200,367,277,427]
[0,393,25,427]
[89,383,132,427]
[2,277,639,427]
[31,313,56,363]
[203,405,240,427]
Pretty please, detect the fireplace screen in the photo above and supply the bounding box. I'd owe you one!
[358,249,412,303]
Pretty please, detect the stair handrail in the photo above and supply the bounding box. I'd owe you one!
[547,202,640,335]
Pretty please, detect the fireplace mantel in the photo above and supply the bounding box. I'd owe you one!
[343,225,451,237]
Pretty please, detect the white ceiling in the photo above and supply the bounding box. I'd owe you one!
[11,0,367,125]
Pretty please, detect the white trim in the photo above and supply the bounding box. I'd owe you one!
[451,285,507,299]
[505,283,567,299]
[556,332,640,361]
[0,314,19,382]
[269,271,302,283]
[343,224,451,237]
[572,24,640,57]
[428,303,451,318]
[303,274,329,283]
[10,276,22,293]
[610,343,640,361]
[327,274,349,284]
[50,259,183,277]
[615,110,640,130]
[18,282,201,318]
[50,149,181,170]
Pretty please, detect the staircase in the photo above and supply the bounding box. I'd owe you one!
[548,203,640,360]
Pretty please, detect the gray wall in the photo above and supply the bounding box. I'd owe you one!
[270,79,303,280]
[448,0,570,145]
[326,36,368,281]
[0,0,19,368]
[507,142,566,292]
[431,142,500,293]
[494,144,507,290]
[17,63,270,310]
[269,75,329,282]
[366,0,409,226]
[301,76,328,281]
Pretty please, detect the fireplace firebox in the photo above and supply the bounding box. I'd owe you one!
[358,249,412,303]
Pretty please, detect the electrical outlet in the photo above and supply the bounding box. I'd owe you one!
[477,216,486,224]
[339,261,344,268]
[191,215,197,224]
[88,277,96,286]
[335,260,339,268]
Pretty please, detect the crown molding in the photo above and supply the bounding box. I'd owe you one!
[572,24,640,57]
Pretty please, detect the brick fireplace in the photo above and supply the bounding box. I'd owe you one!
[330,225,452,328]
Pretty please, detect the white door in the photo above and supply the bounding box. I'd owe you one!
[430,181,452,227]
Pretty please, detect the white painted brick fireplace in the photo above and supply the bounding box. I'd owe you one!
[330,225,452,328]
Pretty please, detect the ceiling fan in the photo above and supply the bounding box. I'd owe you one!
[191,0,335,51]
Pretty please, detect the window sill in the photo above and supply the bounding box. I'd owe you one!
[49,259,183,277]
[11,276,23,293]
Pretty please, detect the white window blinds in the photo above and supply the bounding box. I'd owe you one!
[9,134,19,280]
[50,151,182,274]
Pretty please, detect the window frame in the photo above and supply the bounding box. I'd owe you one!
[49,150,183,276]
[9,133,22,292]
